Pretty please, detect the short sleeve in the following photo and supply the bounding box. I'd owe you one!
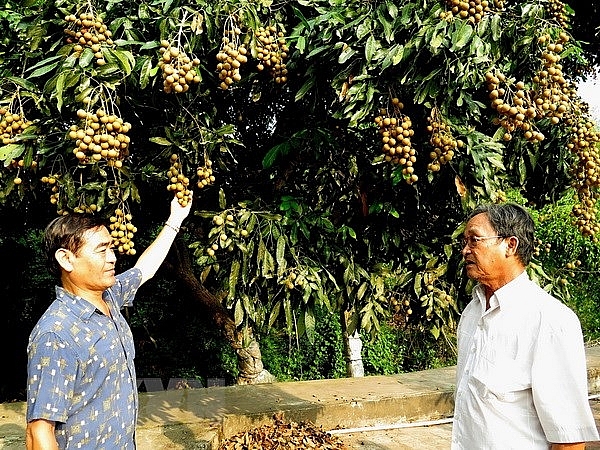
[531,308,599,442]
[26,332,78,424]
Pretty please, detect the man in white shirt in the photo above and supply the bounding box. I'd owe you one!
[452,203,599,449]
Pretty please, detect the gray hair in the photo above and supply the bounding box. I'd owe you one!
[467,203,535,265]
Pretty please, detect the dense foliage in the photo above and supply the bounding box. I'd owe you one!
[568,0,600,72]
[2,0,600,396]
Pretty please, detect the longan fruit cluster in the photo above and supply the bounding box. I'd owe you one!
[418,270,455,324]
[546,0,569,28]
[494,189,508,203]
[8,159,37,169]
[217,26,248,90]
[374,98,418,185]
[206,211,233,258]
[532,238,551,258]
[73,201,98,214]
[7,158,38,186]
[0,107,33,145]
[109,207,137,255]
[68,108,131,167]
[166,154,192,206]
[572,194,600,240]
[486,71,544,143]
[444,0,491,24]
[7,158,37,170]
[255,25,289,84]
[205,212,243,257]
[64,11,113,66]
[41,174,61,208]
[158,41,201,94]
[196,158,215,189]
[389,295,412,328]
[283,271,305,290]
[569,118,600,188]
[531,33,571,123]
[568,116,600,238]
[426,107,463,172]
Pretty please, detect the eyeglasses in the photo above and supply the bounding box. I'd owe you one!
[461,235,505,248]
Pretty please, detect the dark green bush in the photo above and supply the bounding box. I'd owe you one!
[532,193,600,342]
[259,307,346,381]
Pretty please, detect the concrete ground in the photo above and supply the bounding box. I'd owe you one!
[337,397,600,449]
[1,346,600,449]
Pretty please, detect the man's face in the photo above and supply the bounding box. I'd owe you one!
[70,226,117,291]
[462,213,508,286]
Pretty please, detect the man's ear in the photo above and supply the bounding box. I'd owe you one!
[505,236,520,257]
[55,248,74,272]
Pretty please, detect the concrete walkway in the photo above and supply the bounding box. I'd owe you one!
[2,346,600,449]
[336,397,600,449]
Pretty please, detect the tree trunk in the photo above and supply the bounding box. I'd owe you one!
[166,239,275,384]
[342,311,364,377]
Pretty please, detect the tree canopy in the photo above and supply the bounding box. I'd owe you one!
[1,0,599,376]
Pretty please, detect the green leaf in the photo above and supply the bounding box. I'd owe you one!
[5,76,37,91]
[295,77,315,101]
[356,281,368,301]
[27,56,62,78]
[360,308,373,332]
[0,144,25,164]
[307,45,329,58]
[304,307,316,344]
[103,48,134,75]
[55,72,66,111]
[228,260,240,300]
[284,297,293,334]
[292,5,311,32]
[392,44,406,66]
[376,5,394,42]
[149,137,172,146]
[345,310,360,336]
[234,299,244,326]
[452,21,473,50]
[365,35,377,63]
[259,239,275,277]
[242,294,256,321]
[218,188,226,209]
[338,44,356,64]
[296,35,306,53]
[386,0,399,19]
[400,3,416,25]
[268,300,282,328]
[276,235,286,276]
[430,33,444,51]
[79,48,95,67]
[263,141,291,169]
[139,57,153,89]
[356,20,372,40]
[490,15,501,41]
[414,272,423,296]
[162,0,175,14]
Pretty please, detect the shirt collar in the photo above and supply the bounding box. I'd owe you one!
[473,270,529,312]
[55,285,100,320]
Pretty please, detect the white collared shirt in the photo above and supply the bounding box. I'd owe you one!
[452,272,599,449]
